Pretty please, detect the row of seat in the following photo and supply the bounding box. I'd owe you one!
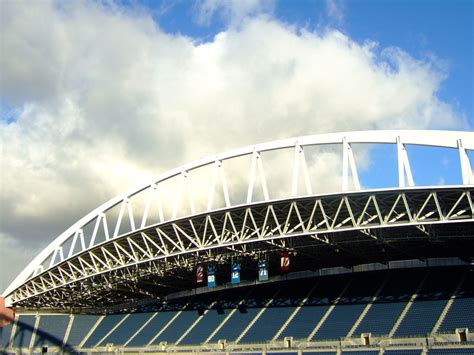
[231,350,474,355]
[1,267,472,351]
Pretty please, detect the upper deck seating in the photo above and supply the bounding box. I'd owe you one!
[439,271,474,333]
[278,274,351,340]
[64,314,100,347]
[0,321,13,349]
[208,283,281,343]
[239,278,314,343]
[82,314,127,348]
[354,269,425,336]
[179,286,250,345]
[312,272,385,340]
[394,269,462,337]
[125,308,178,347]
[11,315,36,349]
[33,314,69,349]
[97,312,154,346]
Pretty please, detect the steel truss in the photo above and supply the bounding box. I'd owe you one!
[10,186,474,309]
[4,130,474,308]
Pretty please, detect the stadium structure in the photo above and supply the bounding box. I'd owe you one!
[1,130,473,355]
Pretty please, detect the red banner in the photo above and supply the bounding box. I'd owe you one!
[196,265,204,283]
[280,252,290,270]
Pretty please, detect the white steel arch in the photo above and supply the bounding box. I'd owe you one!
[3,130,474,307]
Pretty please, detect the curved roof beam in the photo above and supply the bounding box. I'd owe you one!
[3,130,473,301]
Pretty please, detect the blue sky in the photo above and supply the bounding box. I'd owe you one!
[343,0,473,122]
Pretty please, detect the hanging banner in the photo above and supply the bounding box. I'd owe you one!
[280,252,290,271]
[231,263,241,284]
[258,259,268,281]
[196,265,204,283]
[207,265,216,287]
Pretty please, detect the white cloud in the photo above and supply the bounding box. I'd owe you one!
[0,0,466,293]
[325,0,345,26]
[0,233,38,293]
[194,0,275,26]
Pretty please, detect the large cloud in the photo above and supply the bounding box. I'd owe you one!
[0,0,465,292]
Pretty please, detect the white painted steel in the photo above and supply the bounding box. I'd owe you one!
[7,186,474,307]
[3,130,474,306]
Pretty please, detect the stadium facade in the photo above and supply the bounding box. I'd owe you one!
[1,130,473,354]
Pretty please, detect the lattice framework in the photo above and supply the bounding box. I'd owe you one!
[4,130,474,308]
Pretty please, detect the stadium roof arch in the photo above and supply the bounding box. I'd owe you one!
[3,130,474,310]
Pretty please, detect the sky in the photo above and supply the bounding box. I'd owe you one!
[0,0,473,294]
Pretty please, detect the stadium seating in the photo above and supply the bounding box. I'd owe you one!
[427,349,474,354]
[353,269,425,336]
[312,272,386,340]
[440,297,474,332]
[0,321,13,349]
[11,314,36,349]
[209,283,281,343]
[97,312,154,346]
[125,307,179,346]
[33,314,69,348]
[64,314,100,346]
[439,271,474,333]
[238,279,314,343]
[178,286,250,345]
[1,266,473,354]
[278,274,350,340]
[82,314,127,347]
[394,269,463,337]
[150,294,219,345]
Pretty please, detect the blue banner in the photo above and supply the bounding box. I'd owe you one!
[231,263,241,284]
[258,260,268,281]
[207,265,216,287]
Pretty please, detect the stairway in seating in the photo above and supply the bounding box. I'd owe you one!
[175,295,222,345]
[389,273,428,337]
[272,282,319,340]
[78,315,105,349]
[123,312,159,346]
[431,271,467,335]
[204,289,253,344]
[147,298,194,345]
[347,274,389,338]
[235,287,281,343]
[307,278,353,340]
